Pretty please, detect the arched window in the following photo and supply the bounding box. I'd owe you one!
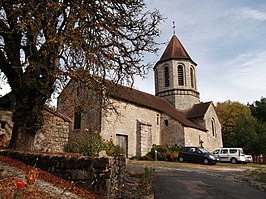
[164,66,170,87]
[190,67,194,88]
[74,108,81,130]
[178,65,184,86]
[211,118,216,137]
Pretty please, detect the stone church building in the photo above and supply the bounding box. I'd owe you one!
[57,35,223,157]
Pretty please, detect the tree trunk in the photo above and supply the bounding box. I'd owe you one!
[8,95,45,151]
[8,120,37,150]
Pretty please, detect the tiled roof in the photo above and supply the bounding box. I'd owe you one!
[157,35,196,65]
[186,102,212,119]
[43,106,72,123]
[105,81,206,131]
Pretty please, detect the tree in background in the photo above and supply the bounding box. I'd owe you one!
[248,97,266,154]
[232,115,259,154]
[216,100,266,155]
[249,97,266,123]
[216,101,254,146]
[255,122,266,155]
[0,0,162,150]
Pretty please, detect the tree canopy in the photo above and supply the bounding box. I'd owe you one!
[0,0,162,150]
[249,97,266,123]
[216,101,253,137]
[216,100,266,155]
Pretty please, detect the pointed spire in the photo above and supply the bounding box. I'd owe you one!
[158,35,196,65]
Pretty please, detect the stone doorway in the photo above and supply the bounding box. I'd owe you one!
[136,120,152,157]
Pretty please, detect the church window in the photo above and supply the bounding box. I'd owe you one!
[178,65,184,86]
[164,120,168,126]
[156,114,160,125]
[190,67,194,88]
[74,112,81,129]
[164,66,170,87]
[211,118,216,137]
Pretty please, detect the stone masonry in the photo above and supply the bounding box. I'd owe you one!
[0,107,71,153]
[33,107,72,152]
[0,109,13,147]
[0,150,126,198]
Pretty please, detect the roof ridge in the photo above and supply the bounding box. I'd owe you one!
[104,81,206,131]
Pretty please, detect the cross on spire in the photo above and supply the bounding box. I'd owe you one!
[172,21,176,35]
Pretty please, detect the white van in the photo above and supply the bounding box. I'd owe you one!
[212,148,246,164]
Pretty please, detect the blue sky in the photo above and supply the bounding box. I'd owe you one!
[134,0,266,104]
[1,0,266,105]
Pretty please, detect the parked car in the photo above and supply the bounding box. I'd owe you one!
[212,148,246,164]
[244,154,253,163]
[178,147,219,165]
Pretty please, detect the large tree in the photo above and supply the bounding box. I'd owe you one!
[216,100,266,154]
[0,0,162,150]
[216,101,255,146]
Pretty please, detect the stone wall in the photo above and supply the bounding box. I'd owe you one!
[57,80,102,144]
[0,109,13,146]
[184,127,207,148]
[0,107,71,153]
[0,150,126,198]
[160,114,184,146]
[101,99,161,158]
[202,104,223,151]
[33,107,71,152]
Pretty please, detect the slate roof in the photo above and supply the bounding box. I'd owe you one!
[105,81,207,131]
[157,35,196,65]
[186,102,212,119]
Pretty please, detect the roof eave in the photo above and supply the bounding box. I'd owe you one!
[154,58,197,69]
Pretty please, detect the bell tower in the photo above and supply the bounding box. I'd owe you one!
[154,35,200,111]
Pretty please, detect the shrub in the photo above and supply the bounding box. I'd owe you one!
[83,137,105,156]
[142,144,183,162]
[138,166,155,195]
[104,141,125,156]
[63,142,81,153]
[64,136,124,157]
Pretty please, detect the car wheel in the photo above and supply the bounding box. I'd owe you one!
[178,156,184,162]
[231,158,237,164]
[203,158,209,165]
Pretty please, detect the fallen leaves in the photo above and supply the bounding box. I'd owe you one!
[0,156,98,199]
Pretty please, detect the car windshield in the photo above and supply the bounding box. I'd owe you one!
[198,148,209,153]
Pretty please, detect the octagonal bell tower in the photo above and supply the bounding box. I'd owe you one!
[154,35,200,111]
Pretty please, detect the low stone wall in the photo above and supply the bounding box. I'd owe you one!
[0,150,126,198]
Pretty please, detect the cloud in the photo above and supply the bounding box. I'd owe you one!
[198,50,266,104]
[234,7,266,21]
[223,51,266,90]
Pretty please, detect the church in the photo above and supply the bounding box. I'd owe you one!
[57,34,223,158]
